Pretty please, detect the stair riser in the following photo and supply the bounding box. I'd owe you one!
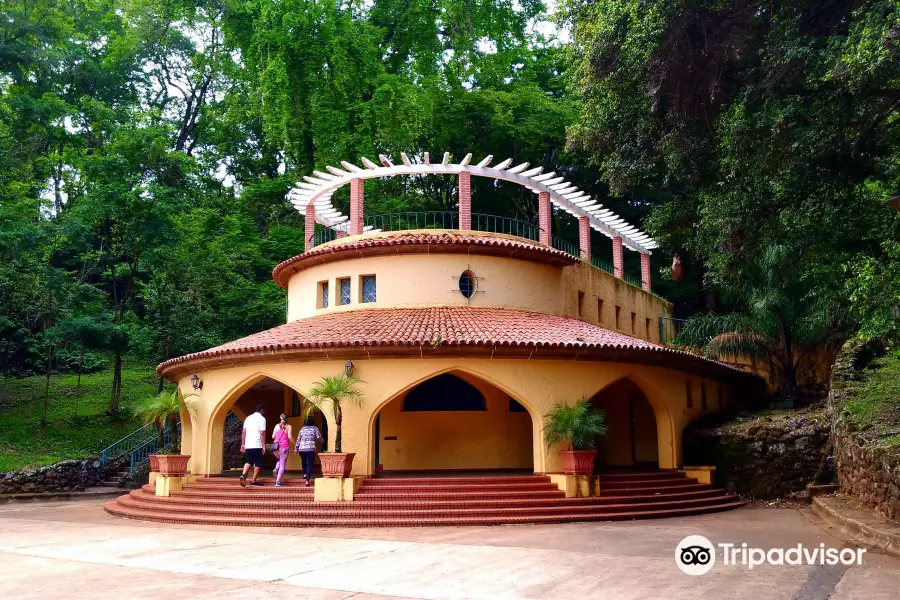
[116,496,741,518]
[105,501,746,527]
[129,490,731,510]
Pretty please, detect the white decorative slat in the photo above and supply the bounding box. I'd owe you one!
[424,152,431,165]
[494,158,513,169]
[520,166,543,177]
[476,155,493,167]
[441,152,450,165]
[340,161,363,172]
[400,152,412,166]
[460,153,473,166]
[379,154,394,167]
[507,162,530,174]
[361,157,378,169]
[532,172,555,182]
[325,165,349,177]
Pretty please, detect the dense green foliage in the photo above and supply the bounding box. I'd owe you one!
[0,0,594,414]
[2,0,898,433]
[0,367,150,471]
[563,0,899,319]
[846,349,900,448]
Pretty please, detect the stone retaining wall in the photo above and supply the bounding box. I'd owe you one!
[828,339,900,521]
[683,412,831,498]
[0,458,114,494]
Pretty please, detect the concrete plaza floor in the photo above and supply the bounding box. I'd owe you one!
[1,498,899,599]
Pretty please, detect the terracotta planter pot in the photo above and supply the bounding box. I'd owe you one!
[559,450,597,475]
[148,454,161,472]
[152,454,190,476]
[319,452,355,477]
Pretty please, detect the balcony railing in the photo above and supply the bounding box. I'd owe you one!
[322,212,654,296]
[472,213,538,241]
[366,211,459,232]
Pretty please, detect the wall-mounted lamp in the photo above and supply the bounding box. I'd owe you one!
[344,361,354,377]
[190,374,203,390]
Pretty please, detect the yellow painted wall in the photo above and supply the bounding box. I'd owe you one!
[177,357,737,477]
[285,230,671,343]
[376,372,532,471]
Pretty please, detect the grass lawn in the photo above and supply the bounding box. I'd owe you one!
[846,349,900,448]
[0,366,160,472]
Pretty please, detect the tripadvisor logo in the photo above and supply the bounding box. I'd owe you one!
[675,535,867,576]
[675,535,716,576]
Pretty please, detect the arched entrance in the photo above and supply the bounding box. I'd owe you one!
[372,371,534,473]
[589,378,659,470]
[211,375,328,476]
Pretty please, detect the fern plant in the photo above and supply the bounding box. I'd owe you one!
[543,399,608,451]
[305,373,364,453]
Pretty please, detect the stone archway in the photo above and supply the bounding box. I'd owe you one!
[371,370,535,473]
[588,378,662,471]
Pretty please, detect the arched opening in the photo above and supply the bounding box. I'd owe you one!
[216,376,328,476]
[372,371,534,473]
[588,378,659,471]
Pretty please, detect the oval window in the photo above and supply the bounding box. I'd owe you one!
[458,270,477,299]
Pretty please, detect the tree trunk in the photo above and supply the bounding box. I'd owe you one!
[334,404,343,453]
[41,344,54,426]
[108,350,122,415]
[75,348,83,418]
[157,342,169,393]
[169,412,179,453]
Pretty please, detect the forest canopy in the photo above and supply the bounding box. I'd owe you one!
[1,0,898,411]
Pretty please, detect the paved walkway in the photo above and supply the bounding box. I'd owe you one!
[1,499,898,599]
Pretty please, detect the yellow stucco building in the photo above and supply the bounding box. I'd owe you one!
[107,155,757,526]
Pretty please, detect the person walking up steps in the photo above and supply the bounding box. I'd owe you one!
[295,416,324,486]
[271,413,293,487]
[240,404,267,487]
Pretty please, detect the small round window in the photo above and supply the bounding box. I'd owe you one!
[458,270,477,299]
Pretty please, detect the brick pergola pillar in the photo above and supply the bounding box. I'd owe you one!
[459,172,471,230]
[349,177,364,235]
[304,203,316,253]
[578,216,591,262]
[641,252,651,291]
[538,191,551,245]
[613,236,624,279]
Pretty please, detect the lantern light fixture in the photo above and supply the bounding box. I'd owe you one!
[190,374,203,390]
[345,361,354,377]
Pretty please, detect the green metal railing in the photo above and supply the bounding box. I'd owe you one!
[314,228,337,246]
[659,316,688,344]
[590,256,614,275]
[624,273,643,289]
[472,213,539,241]
[366,211,458,232]
[551,235,581,258]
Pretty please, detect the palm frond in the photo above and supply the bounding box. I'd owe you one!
[305,374,364,415]
[543,399,608,451]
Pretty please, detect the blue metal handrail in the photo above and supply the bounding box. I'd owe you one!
[471,213,538,241]
[99,422,157,466]
[129,418,182,471]
[659,316,688,345]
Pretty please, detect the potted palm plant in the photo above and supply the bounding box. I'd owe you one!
[134,389,196,476]
[305,373,364,477]
[543,399,608,475]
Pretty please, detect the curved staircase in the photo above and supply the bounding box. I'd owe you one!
[105,471,744,527]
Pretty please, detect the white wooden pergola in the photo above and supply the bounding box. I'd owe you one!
[286,153,657,289]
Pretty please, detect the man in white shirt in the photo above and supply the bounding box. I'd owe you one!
[240,404,267,487]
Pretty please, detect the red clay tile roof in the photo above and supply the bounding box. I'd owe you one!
[272,231,576,288]
[157,306,755,380]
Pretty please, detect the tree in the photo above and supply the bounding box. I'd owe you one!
[304,374,364,453]
[673,245,838,405]
[543,399,609,451]
[562,0,900,318]
[133,389,197,450]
